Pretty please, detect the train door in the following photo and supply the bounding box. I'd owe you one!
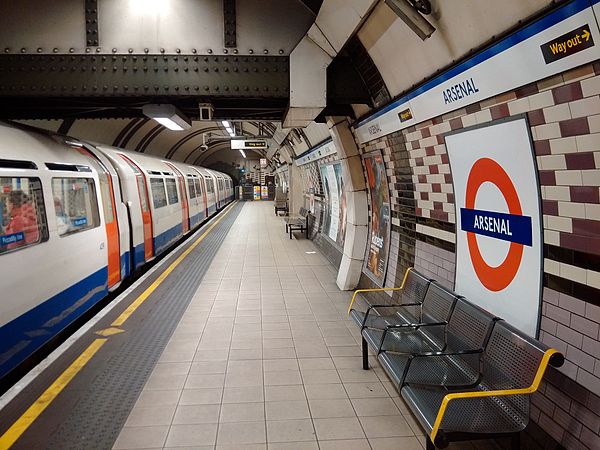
[73,146,121,288]
[119,154,154,260]
[165,162,189,233]
[193,169,208,217]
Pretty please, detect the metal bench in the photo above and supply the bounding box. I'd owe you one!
[377,298,497,392]
[400,320,564,449]
[358,281,459,370]
[348,268,432,330]
[274,187,288,215]
[284,206,309,239]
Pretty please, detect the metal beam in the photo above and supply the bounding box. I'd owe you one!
[85,0,99,47]
[223,0,237,48]
[0,54,288,98]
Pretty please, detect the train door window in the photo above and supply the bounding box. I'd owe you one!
[150,178,167,208]
[0,177,48,254]
[97,172,114,224]
[165,178,179,204]
[204,177,213,193]
[194,178,202,196]
[51,178,100,237]
[187,176,196,199]
[137,177,149,212]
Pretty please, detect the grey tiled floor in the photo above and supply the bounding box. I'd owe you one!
[113,201,486,450]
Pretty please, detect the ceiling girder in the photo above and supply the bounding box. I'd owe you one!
[0,54,288,99]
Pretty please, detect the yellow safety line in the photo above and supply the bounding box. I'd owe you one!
[429,348,559,444]
[347,267,412,315]
[0,338,107,450]
[112,201,236,327]
[0,201,237,449]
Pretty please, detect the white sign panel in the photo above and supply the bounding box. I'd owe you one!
[446,118,542,337]
[355,0,600,144]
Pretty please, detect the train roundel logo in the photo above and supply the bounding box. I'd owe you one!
[460,158,533,292]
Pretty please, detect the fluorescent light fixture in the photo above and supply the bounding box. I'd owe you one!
[239,150,246,158]
[222,120,231,128]
[142,104,191,131]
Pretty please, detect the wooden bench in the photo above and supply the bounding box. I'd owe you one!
[284,207,309,239]
[348,274,564,449]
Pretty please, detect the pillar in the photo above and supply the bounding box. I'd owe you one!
[327,117,368,290]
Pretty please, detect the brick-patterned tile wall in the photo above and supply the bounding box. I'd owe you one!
[354,62,600,449]
[414,240,455,290]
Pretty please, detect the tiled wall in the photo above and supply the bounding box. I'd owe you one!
[355,62,600,449]
[296,154,344,267]
[414,240,455,290]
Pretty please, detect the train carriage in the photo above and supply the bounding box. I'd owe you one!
[0,122,234,380]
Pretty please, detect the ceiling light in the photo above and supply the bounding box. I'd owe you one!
[222,120,231,128]
[142,104,191,131]
[239,150,246,158]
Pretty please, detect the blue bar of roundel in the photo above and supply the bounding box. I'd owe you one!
[460,208,533,246]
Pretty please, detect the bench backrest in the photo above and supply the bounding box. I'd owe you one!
[446,299,496,350]
[482,321,558,390]
[421,282,459,324]
[299,207,309,217]
[399,269,431,304]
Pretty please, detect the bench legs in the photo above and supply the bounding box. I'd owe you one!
[362,338,369,370]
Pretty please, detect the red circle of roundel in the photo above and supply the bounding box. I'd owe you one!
[465,157,523,292]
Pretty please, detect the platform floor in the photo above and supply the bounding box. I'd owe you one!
[112,201,427,450]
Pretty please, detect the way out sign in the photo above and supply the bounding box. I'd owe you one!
[446,118,542,337]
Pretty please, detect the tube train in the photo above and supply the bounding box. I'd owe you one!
[0,121,234,380]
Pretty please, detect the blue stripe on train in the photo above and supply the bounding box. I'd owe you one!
[153,222,184,255]
[0,267,109,379]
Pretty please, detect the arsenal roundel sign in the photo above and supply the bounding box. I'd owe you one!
[445,117,543,337]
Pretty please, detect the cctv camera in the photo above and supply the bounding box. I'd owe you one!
[200,144,209,151]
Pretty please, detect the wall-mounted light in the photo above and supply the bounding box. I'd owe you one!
[239,150,246,158]
[385,0,435,41]
[143,104,191,130]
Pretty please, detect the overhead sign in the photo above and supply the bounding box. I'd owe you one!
[296,139,337,166]
[260,158,267,168]
[541,23,594,63]
[355,0,600,144]
[446,118,542,337]
[231,140,267,150]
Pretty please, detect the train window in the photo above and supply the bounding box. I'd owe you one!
[165,178,179,205]
[150,178,167,209]
[51,178,100,237]
[187,176,196,199]
[0,177,48,254]
[204,177,213,193]
[137,177,149,212]
[194,179,202,197]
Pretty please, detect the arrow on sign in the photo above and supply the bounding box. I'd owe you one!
[582,29,591,42]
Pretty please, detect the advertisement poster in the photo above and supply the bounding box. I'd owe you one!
[319,162,346,248]
[253,186,261,200]
[363,151,391,286]
[261,186,268,200]
[446,117,542,337]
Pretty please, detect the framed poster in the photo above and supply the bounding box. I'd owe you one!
[363,151,391,286]
[253,186,261,200]
[319,162,346,248]
[445,117,542,337]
